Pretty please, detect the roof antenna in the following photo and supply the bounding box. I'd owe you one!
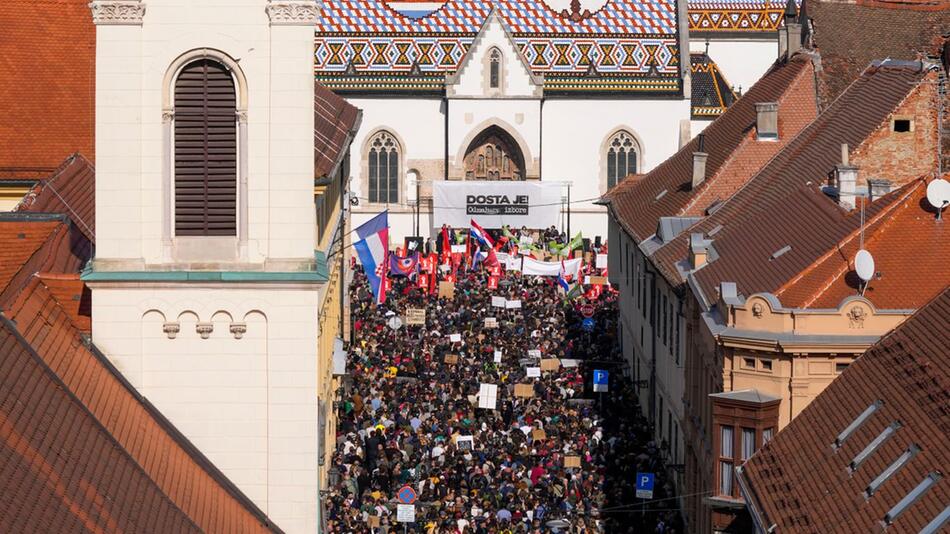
[854,197,875,296]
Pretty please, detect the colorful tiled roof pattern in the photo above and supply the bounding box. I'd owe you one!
[739,286,950,532]
[0,0,95,174]
[316,0,682,92]
[15,154,96,244]
[690,52,737,119]
[607,55,817,244]
[2,276,282,533]
[650,62,931,305]
[775,180,950,310]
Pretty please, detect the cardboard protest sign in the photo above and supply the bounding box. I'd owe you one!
[368,516,381,528]
[491,296,506,308]
[438,281,455,299]
[514,384,534,398]
[541,359,561,372]
[526,367,541,378]
[444,354,459,364]
[565,456,581,468]
[531,428,547,440]
[484,317,498,328]
[590,276,608,286]
[405,308,426,325]
[478,383,498,410]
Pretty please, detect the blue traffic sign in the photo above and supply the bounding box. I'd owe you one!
[397,485,417,504]
[582,317,595,332]
[636,472,655,499]
[593,369,608,392]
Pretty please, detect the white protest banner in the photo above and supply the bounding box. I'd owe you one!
[522,257,582,278]
[494,351,503,363]
[491,296,506,308]
[433,182,562,229]
[451,244,467,254]
[526,367,541,378]
[478,383,498,410]
[449,333,462,343]
[561,359,580,368]
[527,349,542,359]
[596,254,608,269]
[506,255,523,271]
[506,299,522,309]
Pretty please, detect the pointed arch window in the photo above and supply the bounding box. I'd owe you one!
[490,49,502,89]
[367,131,400,204]
[606,131,639,190]
[173,58,238,236]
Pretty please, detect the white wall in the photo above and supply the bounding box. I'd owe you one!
[448,99,542,177]
[91,284,319,533]
[690,37,777,96]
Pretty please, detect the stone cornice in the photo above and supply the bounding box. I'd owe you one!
[266,0,321,25]
[89,0,146,25]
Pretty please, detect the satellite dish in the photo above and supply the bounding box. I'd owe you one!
[926,178,950,217]
[855,249,875,282]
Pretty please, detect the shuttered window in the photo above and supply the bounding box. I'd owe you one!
[174,59,237,236]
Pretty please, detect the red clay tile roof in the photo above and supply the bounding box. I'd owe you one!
[15,154,96,243]
[805,0,950,108]
[315,82,361,179]
[0,215,92,308]
[738,286,950,533]
[0,316,202,533]
[608,55,817,243]
[775,179,950,309]
[3,276,282,533]
[651,62,930,305]
[0,0,95,173]
[33,273,91,334]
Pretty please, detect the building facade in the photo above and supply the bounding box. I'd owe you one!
[316,0,693,241]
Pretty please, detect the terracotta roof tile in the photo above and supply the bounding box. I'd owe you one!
[775,180,950,309]
[608,55,817,243]
[740,286,950,532]
[651,62,930,304]
[33,273,91,334]
[15,154,96,244]
[0,216,91,308]
[805,0,950,107]
[0,0,95,171]
[0,317,202,533]
[3,277,282,533]
[315,82,361,179]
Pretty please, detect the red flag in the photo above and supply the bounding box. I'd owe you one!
[490,264,502,277]
[441,226,451,258]
[417,273,429,289]
[488,276,499,290]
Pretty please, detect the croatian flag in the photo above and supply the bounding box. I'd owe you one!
[353,212,389,304]
[469,219,495,249]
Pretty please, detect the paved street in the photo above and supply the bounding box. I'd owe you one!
[326,263,681,533]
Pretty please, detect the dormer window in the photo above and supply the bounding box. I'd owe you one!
[490,49,501,89]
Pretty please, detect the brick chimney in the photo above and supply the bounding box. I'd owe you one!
[756,103,779,141]
[692,133,708,190]
[690,232,710,269]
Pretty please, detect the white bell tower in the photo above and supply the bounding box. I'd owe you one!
[86,1,323,531]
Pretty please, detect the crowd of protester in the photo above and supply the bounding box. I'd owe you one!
[325,234,681,533]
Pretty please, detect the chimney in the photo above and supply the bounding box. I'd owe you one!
[690,232,709,269]
[692,133,708,189]
[836,144,859,209]
[868,179,892,202]
[778,0,801,58]
[756,103,779,141]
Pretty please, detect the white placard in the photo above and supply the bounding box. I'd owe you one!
[491,296,506,308]
[484,317,498,328]
[451,244,466,254]
[506,299,522,309]
[526,367,541,378]
[596,254,608,269]
[527,349,542,359]
[456,435,474,451]
[584,276,591,285]
[506,255,523,271]
[433,182,562,229]
[494,351,503,363]
[478,383,498,410]
[561,359,580,368]
[449,334,462,343]
[397,504,415,523]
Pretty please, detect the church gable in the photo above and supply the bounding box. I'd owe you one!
[446,10,542,98]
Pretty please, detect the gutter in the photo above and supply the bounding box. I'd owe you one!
[736,464,776,534]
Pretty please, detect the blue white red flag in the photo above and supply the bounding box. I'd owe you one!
[389,252,420,277]
[469,219,495,249]
[353,212,389,304]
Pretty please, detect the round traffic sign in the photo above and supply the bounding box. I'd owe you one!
[397,485,417,504]
[580,304,595,318]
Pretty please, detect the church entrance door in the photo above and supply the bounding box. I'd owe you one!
[463,126,524,181]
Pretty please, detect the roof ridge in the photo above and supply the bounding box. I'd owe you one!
[0,315,204,532]
[0,219,70,309]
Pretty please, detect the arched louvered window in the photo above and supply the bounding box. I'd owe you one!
[174,59,237,236]
[367,131,400,204]
[606,131,639,190]
[490,49,501,89]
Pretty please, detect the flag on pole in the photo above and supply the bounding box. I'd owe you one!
[353,212,389,304]
[389,251,420,277]
[469,219,495,248]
